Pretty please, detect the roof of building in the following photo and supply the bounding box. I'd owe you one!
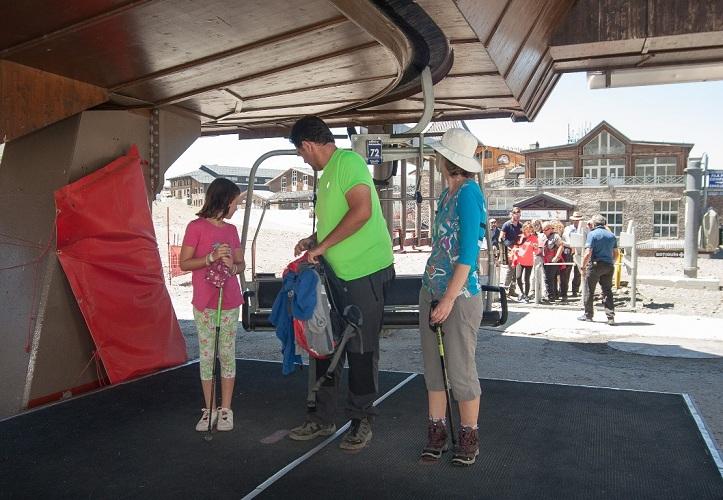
[167,164,286,181]
[521,121,694,154]
[515,191,575,209]
[265,166,316,184]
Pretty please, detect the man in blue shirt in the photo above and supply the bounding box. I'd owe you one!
[578,214,619,325]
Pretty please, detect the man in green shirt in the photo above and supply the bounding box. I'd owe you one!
[287,116,394,451]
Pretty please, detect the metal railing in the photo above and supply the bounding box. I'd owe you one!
[488,175,685,189]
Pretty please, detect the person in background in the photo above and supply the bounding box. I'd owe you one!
[513,222,538,303]
[554,219,571,301]
[579,214,619,325]
[179,178,245,433]
[499,207,522,297]
[541,220,564,302]
[419,128,486,466]
[562,211,587,298]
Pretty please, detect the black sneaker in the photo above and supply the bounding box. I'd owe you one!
[339,417,372,450]
[420,420,448,461]
[288,420,336,441]
[451,426,479,466]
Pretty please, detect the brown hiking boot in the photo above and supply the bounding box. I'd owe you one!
[420,420,448,461]
[339,417,372,450]
[451,426,479,466]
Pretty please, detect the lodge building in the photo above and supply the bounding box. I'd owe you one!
[486,121,693,242]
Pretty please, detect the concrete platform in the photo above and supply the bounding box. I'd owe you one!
[637,275,720,290]
[495,306,723,359]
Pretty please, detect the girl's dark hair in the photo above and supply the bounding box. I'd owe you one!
[289,116,335,148]
[445,161,475,178]
[197,178,241,219]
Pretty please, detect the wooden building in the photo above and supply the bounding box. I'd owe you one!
[167,165,281,207]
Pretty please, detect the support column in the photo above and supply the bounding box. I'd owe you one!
[683,158,702,278]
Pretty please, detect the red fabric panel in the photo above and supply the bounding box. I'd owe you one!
[55,145,187,383]
[169,245,189,278]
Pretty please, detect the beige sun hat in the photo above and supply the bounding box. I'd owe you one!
[429,128,482,173]
[570,211,583,221]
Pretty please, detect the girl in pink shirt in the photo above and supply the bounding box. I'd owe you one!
[180,178,244,432]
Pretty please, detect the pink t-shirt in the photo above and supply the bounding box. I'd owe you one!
[182,218,243,311]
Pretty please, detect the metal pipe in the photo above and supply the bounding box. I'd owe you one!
[400,159,407,251]
[405,67,434,135]
[683,157,702,278]
[241,149,298,252]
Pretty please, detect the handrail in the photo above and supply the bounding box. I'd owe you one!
[487,175,685,189]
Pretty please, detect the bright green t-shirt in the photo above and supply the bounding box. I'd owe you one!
[316,148,393,280]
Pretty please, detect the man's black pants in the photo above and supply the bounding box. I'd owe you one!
[310,263,394,425]
[583,262,615,319]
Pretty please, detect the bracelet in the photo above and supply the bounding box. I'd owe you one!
[205,253,212,266]
[232,264,238,275]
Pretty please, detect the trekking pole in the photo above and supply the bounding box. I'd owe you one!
[429,300,457,446]
[204,287,223,442]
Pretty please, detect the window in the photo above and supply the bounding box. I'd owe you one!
[488,196,515,212]
[634,156,677,178]
[653,200,679,238]
[303,175,309,190]
[535,159,573,180]
[599,201,623,236]
[583,159,624,180]
[484,150,493,159]
[292,170,297,185]
[281,177,287,192]
[583,131,625,155]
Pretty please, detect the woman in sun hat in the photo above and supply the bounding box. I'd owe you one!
[419,128,486,466]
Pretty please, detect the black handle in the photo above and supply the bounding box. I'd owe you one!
[429,299,441,330]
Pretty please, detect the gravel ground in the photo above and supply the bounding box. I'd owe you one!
[153,199,723,446]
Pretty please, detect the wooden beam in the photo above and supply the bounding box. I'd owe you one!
[1,60,108,142]
[0,0,157,57]
[110,16,349,91]
[155,42,379,106]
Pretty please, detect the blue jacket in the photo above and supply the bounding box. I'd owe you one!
[270,266,318,375]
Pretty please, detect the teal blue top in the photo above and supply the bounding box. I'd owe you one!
[423,179,486,299]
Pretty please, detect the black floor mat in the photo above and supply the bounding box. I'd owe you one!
[0,360,409,499]
[261,376,723,500]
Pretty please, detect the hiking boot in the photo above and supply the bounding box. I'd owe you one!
[339,417,372,450]
[420,420,448,461]
[451,426,479,466]
[607,317,615,326]
[195,408,218,432]
[217,407,233,431]
[577,314,592,322]
[288,420,336,441]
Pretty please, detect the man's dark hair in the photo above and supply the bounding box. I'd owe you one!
[289,116,335,148]
[197,177,241,219]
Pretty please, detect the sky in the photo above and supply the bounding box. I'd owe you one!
[165,72,723,180]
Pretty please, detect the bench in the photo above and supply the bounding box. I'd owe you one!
[241,274,507,331]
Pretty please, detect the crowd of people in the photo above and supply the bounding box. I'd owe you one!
[492,207,618,324]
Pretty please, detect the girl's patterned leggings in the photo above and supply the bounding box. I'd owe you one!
[193,307,239,380]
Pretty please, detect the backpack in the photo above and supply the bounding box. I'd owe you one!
[284,256,336,359]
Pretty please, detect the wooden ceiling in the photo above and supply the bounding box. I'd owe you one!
[1,0,721,142]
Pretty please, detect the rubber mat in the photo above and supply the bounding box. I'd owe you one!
[260,376,723,500]
[0,360,410,499]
